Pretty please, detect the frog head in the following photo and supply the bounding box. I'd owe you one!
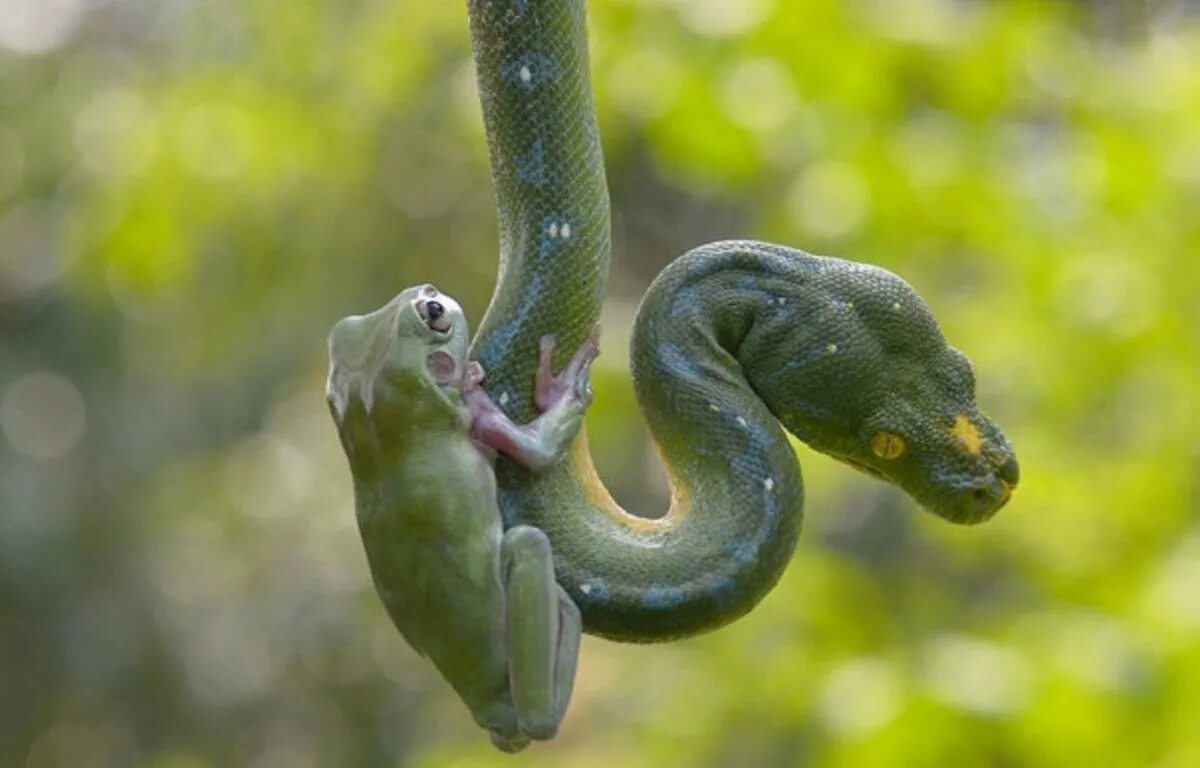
[326,283,470,426]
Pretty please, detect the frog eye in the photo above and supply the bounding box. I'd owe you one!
[420,300,451,333]
[869,431,906,460]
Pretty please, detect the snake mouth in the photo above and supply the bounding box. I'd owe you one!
[997,479,1014,506]
[946,473,1015,525]
[831,453,888,481]
[824,447,1018,525]
[952,451,1018,523]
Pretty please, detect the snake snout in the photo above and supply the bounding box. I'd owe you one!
[941,411,1019,524]
[946,458,1018,525]
[920,432,1019,525]
[995,453,1020,487]
[974,476,1013,521]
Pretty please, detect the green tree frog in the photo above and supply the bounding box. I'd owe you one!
[326,283,598,752]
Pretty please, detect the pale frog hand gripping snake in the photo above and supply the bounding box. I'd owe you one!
[327,0,1019,751]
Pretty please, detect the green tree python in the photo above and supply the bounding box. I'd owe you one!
[464,0,1018,643]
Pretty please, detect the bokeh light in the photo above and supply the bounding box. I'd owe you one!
[0,0,85,56]
[1,371,86,460]
[1,0,1198,765]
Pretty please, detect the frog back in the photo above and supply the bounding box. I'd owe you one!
[354,428,512,718]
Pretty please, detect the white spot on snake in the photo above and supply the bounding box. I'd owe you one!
[499,392,509,406]
[538,217,575,259]
[827,343,838,353]
[892,302,902,312]
[708,403,720,412]
[764,477,775,492]
[578,578,610,601]
[736,416,748,428]
[501,52,559,90]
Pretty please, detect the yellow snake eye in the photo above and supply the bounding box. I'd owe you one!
[869,431,906,460]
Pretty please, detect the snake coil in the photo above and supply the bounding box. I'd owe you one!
[467,0,1018,642]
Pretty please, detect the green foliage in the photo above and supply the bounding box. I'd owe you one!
[1,0,1197,765]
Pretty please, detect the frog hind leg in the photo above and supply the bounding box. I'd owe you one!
[470,685,527,753]
[501,524,581,741]
[488,729,531,754]
[551,583,581,725]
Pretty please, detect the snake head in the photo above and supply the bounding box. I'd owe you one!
[830,344,1019,525]
[759,262,1019,525]
[326,283,470,427]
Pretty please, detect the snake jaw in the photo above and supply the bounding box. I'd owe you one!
[828,452,889,482]
[816,413,1019,525]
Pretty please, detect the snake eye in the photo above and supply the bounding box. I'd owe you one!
[869,431,906,460]
[420,300,452,333]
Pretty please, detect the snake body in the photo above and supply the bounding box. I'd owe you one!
[466,0,1018,642]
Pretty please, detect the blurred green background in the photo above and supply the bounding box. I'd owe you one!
[2,0,1198,765]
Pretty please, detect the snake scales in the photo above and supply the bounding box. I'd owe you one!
[465,0,1018,642]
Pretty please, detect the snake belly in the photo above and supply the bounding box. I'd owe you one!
[466,0,1015,642]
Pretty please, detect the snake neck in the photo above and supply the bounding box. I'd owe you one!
[466,0,610,418]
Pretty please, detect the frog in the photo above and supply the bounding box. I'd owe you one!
[326,282,599,752]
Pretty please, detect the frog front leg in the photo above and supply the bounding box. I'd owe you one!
[465,327,599,469]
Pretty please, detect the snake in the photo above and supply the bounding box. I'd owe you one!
[464,0,1019,642]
